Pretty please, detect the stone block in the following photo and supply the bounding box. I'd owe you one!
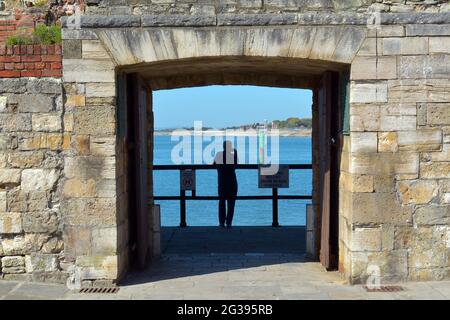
[349,105,380,132]
[82,40,111,60]
[350,82,388,103]
[406,24,450,36]
[398,180,439,205]
[350,56,397,80]
[0,169,21,186]
[8,151,44,169]
[22,210,59,234]
[66,95,86,107]
[351,251,408,283]
[427,103,450,125]
[25,254,59,273]
[378,132,398,153]
[73,106,116,135]
[85,83,115,98]
[63,178,97,198]
[6,94,54,113]
[63,59,115,83]
[0,96,7,112]
[64,156,115,180]
[429,37,450,54]
[400,55,450,79]
[382,37,428,55]
[90,137,115,156]
[422,144,450,162]
[350,152,419,175]
[91,227,117,255]
[32,114,62,132]
[340,172,374,193]
[380,115,416,131]
[142,14,216,27]
[420,162,450,179]
[350,192,413,225]
[414,205,450,226]
[356,38,382,56]
[2,266,26,274]
[0,213,22,234]
[0,190,6,211]
[217,13,297,26]
[350,132,378,153]
[397,130,442,151]
[70,135,90,155]
[21,169,59,192]
[63,226,91,259]
[1,256,25,268]
[25,78,62,95]
[76,255,118,280]
[351,227,382,252]
[0,114,32,132]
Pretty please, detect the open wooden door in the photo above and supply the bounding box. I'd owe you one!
[127,73,150,270]
[318,71,340,270]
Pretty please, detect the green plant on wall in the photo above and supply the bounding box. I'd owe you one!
[33,24,62,45]
[6,25,62,45]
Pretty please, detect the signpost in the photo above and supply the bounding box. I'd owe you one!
[180,169,195,227]
[258,165,289,227]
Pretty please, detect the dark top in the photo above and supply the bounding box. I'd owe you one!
[214,149,238,198]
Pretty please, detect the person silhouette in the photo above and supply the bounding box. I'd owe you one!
[213,140,238,228]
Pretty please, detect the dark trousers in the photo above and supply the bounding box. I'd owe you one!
[219,197,236,226]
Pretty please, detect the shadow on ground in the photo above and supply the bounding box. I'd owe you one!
[121,226,310,285]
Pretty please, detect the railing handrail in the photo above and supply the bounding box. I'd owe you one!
[152,163,312,170]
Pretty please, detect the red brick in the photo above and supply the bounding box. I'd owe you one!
[21,55,41,62]
[55,45,62,55]
[0,46,6,55]
[33,45,41,55]
[13,45,20,55]
[0,63,4,70]
[34,62,45,69]
[0,70,21,77]
[41,55,61,62]
[21,70,42,77]
[51,62,62,69]
[4,62,14,70]
[26,45,33,55]
[20,45,27,54]
[0,56,20,63]
[47,45,55,55]
[45,63,51,69]
[14,63,24,70]
[41,46,47,55]
[6,46,13,55]
[41,69,61,77]
[24,62,35,69]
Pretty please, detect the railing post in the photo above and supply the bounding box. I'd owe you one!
[180,189,187,227]
[272,188,279,227]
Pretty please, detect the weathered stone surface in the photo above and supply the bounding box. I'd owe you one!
[0,212,22,234]
[32,114,62,132]
[350,132,377,153]
[90,137,115,156]
[73,106,116,135]
[8,151,44,169]
[341,172,374,193]
[85,83,115,98]
[63,59,115,83]
[420,162,450,179]
[415,206,450,226]
[429,37,450,53]
[350,82,388,103]
[350,105,380,131]
[383,37,428,55]
[62,178,97,198]
[406,24,450,36]
[380,115,416,131]
[61,15,141,28]
[218,13,297,25]
[398,180,439,205]
[378,132,398,153]
[427,103,450,125]
[0,114,32,132]
[351,56,397,80]
[91,228,117,255]
[1,256,25,268]
[351,227,382,252]
[64,157,115,180]
[62,29,99,40]
[5,94,55,113]
[351,251,408,283]
[22,210,59,234]
[142,14,216,26]
[63,40,82,59]
[350,152,419,175]
[25,254,59,273]
[21,169,59,192]
[397,130,442,151]
[76,255,118,280]
[400,55,450,79]
[0,169,21,186]
[2,266,26,274]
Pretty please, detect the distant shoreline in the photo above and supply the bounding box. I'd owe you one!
[154,129,311,137]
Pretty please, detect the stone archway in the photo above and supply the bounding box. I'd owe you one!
[60,15,450,286]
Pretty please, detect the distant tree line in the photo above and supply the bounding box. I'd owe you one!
[272,117,312,129]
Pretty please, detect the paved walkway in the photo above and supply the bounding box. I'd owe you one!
[1,227,450,300]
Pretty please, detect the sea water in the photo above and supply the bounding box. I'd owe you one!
[153,135,312,226]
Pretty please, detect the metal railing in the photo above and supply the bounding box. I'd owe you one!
[153,164,312,227]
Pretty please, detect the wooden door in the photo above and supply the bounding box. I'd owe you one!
[128,73,150,269]
[318,71,339,270]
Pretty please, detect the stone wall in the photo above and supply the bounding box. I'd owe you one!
[85,0,450,16]
[0,76,66,283]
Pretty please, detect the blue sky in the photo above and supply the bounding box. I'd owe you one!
[153,85,312,129]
